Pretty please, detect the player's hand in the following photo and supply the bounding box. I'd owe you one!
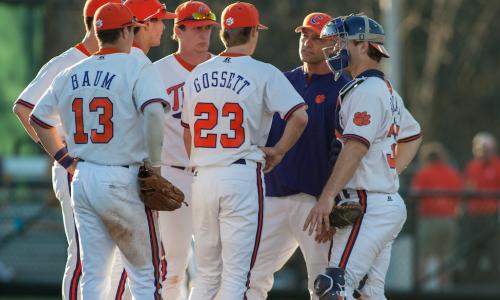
[259,146,285,173]
[303,196,334,236]
[66,159,78,175]
[152,166,161,175]
[315,226,336,244]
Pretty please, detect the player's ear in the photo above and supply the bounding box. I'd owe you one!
[251,27,258,38]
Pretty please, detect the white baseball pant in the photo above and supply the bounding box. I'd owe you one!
[329,191,406,300]
[158,165,194,300]
[71,161,162,300]
[245,193,331,300]
[53,162,130,300]
[189,161,264,300]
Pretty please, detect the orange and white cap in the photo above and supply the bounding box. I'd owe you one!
[84,0,121,17]
[294,12,332,35]
[175,1,218,27]
[221,2,268,30]
[124,0,176,22]
[94,3,145,31]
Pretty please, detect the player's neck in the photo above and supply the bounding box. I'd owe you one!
[349,61,381,78]
[100,41,131,54]
[303,61,330,76]
[224,44,253,56]
[133,40,150,55]
[176,48,210,67]
[81,31,98,54]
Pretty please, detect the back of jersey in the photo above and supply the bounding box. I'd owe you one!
[37,51,167,166]
[181,54,304,168]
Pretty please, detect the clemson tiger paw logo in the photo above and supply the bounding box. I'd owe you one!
[353,111,371,126]
[225,17,234,26]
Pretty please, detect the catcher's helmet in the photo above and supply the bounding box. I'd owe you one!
[320,15,390,80]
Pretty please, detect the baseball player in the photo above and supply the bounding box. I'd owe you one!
[29,3,169,299]
[11,1,121,299]
[181,2,309,299]
[103,1,177,297]
[303,15,423,299]
[245,12,349,300]
[153,1,217,299]
[124,0,176,62]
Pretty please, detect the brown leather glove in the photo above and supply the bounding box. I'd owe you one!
[138,163,186,211]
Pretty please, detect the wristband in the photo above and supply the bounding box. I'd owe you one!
[59,155,74,169]
[54,146,68,161]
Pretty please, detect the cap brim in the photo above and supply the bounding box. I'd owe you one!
[150,11,177,20]
[177,19,219,27]
[369,43,390,58]
[294,25,320,35]
[257,23,268,30]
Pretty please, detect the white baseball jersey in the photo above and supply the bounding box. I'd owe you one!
[15,43,91,137]
[154,53,212,167]
[181,53,306,168]
[31,49,169,166]
[337,75,421,193]
[131,45,152,64]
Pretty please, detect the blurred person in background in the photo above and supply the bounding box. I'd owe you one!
[410,142,464,290]
[457,132,500,285]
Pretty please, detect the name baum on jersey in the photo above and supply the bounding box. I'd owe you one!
[193,71,251,95]
[71,70,116,90]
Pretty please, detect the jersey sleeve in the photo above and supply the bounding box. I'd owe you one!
[397,107,422,143]
[134,64,170,113]
[264,66,306,120]
[30,76,61,129]
[15,57,65,109]
[340,88,384,148]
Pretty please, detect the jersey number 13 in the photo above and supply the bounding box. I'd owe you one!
[72,97,113,144]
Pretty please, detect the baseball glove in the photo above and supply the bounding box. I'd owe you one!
[137,164,186,211]
[329,201,363,228]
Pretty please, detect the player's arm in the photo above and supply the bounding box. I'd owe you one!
[13,103,40,143]
[143,103,165,172]
[183,128,192,158]
[396,106,423,174]
[396,136,422,175]
[260,106,308,173]
[13,57,64,144]
[303,139,368,234]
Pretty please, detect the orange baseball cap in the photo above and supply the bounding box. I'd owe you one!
[84,0,121,17]
[221,2,267,30]
[94,3,145,31]
[124,0,176,22]
[295,12,332,35]
[175,1,218,27]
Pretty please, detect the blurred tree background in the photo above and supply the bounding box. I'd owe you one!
[0,0,499,166]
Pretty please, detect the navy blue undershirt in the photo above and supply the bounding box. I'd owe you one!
[265,66,349,198]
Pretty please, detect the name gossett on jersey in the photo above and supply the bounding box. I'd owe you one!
[181,53,306,168]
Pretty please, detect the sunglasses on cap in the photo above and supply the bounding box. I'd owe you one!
[178,11,216,23]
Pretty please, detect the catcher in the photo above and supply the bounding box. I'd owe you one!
[303,14,422,300]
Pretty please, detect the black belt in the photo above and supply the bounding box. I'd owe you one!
[233,158,246,165]
[171,159,246,171]
[78,159,129,168]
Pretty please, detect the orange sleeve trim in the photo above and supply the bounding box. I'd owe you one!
[398,132,423,143]
[29,114,53,129]
[284,102,307,121]
[342,134,370,148]
[15,99,35,109]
